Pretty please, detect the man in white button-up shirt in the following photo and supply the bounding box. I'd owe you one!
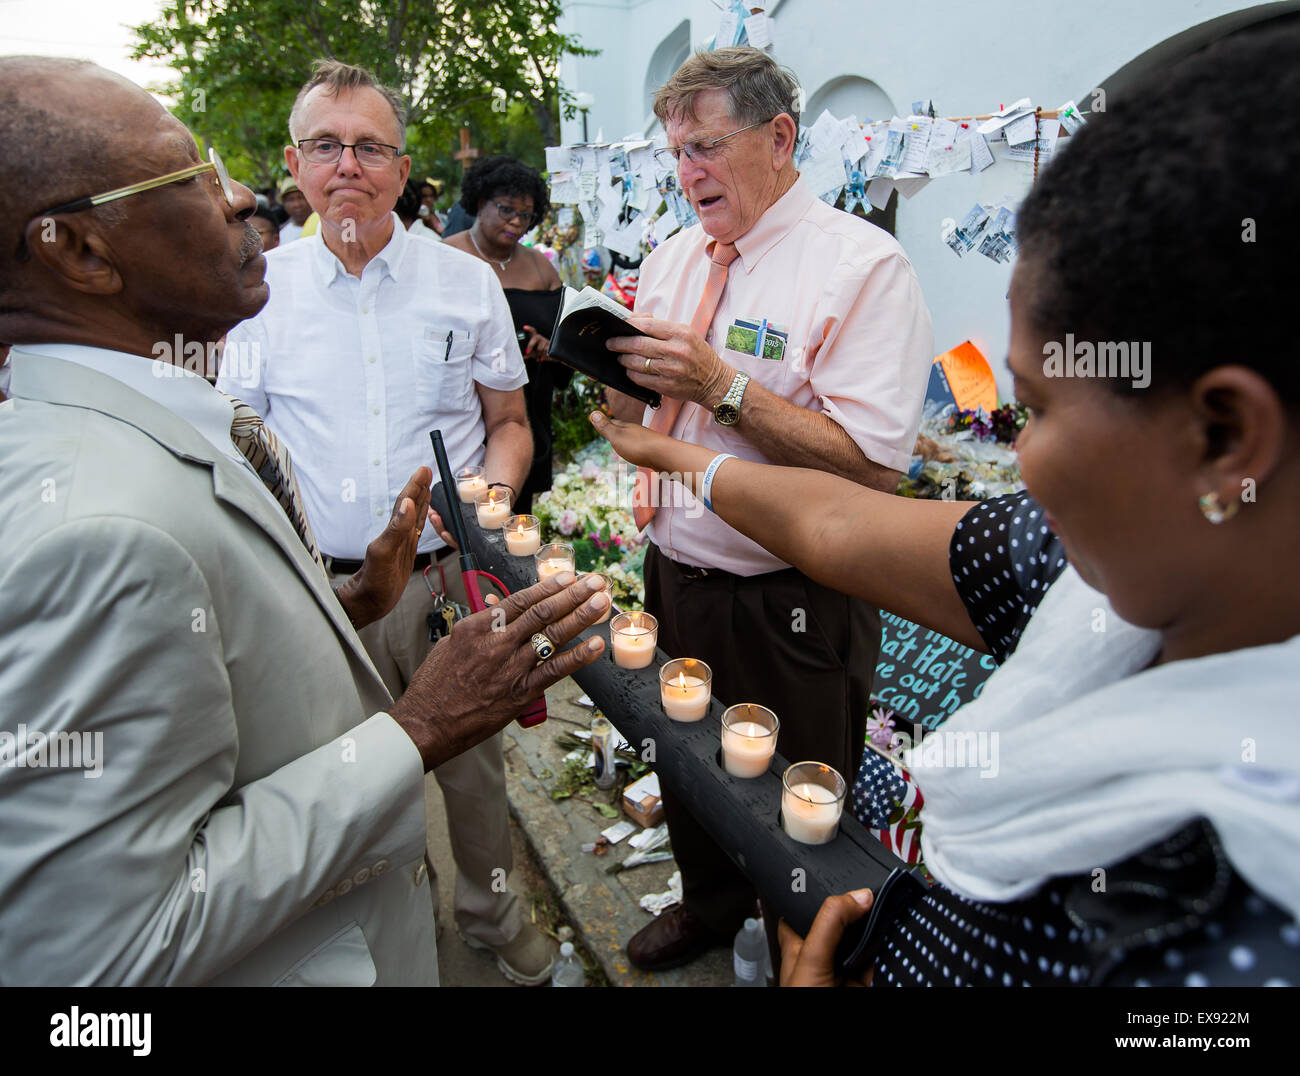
[216,60,548,984]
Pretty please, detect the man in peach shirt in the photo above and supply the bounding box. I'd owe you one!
[606,47,933,972]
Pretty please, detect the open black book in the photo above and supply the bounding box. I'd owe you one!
[547,287,661,409]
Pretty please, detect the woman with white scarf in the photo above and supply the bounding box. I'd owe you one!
[589,26,1300,986]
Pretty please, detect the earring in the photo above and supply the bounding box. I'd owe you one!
[1198,491,1239,524]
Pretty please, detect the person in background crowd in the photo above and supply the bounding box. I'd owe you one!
[441,194,474,238]
[396,178,439,239]
[216,60,552,986]
[419,177,444,234]
[594,24,1300,988]
[602,46,933,974]
[250,203,280,252]
[444,155,568,514]
[278,175,311,242]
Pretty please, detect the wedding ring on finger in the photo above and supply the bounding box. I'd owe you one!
[644,357,652,373]
[530,631,555,662]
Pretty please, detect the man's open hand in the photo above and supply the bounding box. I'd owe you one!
[335,467,432,629]
[588,410,677,470]
[389,572,609,771]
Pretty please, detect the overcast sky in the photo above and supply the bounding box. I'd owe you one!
[0,0,176,93]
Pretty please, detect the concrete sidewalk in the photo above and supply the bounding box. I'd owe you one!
[500,678,733,988]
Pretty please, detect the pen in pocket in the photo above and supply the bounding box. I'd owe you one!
[444,330,453,362]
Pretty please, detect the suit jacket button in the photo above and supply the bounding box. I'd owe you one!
[353,867,371,886]
[315,889,335,908]
[373,858,390,877]
[336,878,353,896]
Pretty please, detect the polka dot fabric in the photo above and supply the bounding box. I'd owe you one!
[949,491,1068,664]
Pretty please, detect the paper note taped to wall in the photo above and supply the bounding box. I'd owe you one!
[934,340,998,414]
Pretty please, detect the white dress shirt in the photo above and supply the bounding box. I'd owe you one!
[218,215,528,559]
[279,220,305,243]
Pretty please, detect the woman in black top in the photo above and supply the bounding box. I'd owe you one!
[445,156,572,514]
[589,26,1300,986]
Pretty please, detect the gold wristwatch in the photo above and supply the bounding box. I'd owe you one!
[712,371,750,426]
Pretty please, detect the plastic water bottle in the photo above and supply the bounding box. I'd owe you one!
[733,918,767,987]
[551,942,585,987]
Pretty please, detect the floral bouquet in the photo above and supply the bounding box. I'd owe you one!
[533,439,647,608]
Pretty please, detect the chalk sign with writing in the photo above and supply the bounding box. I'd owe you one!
[873,610,997,729]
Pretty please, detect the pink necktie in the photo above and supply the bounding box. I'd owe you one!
[633,240,739,530]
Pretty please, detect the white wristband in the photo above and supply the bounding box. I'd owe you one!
[700,453,737,514]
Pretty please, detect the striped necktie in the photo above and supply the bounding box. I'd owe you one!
[222,394,327,571]
[633,239,739,530]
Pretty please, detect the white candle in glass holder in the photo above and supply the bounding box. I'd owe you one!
[722,721,776,777]
[611,613,658,669]
[504,516,541,556]
[661,673,709,721]
[457,474,487,503]
[475,489,511,529]
[613,627,655,668]
[782,783,842,845]
[535,543,575,581]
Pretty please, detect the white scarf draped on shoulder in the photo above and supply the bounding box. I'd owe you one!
[907,565,1300,921]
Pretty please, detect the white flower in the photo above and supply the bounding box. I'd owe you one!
[558,509,579,536]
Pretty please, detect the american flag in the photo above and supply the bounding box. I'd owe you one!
[852,750,926,865]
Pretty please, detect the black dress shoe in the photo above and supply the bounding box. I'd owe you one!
[626,903,731,972]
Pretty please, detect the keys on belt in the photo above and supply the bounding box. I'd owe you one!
[426,588,470,642]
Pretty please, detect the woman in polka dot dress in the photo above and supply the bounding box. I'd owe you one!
[592,27,1300,986]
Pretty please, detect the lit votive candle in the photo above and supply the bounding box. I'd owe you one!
[475,488,512,529]
[456,465,487,504]
[659,658,712,721]
[781,762,846,845]
[535,542,575,581]
[611,611,658,670]
[504,514,541,556]
[580,572,613,623]
[721,703,779,777]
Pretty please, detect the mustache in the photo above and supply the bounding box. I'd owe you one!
[238,223,262,263]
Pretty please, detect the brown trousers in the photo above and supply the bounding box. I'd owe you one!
[644,544,880,936]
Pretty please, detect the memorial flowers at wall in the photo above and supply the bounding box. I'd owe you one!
[897,402,1028,501]
[534,439,647,609]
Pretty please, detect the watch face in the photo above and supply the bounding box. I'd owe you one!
[714,403,740,426]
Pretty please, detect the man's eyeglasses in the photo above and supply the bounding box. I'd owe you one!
[37,147,234,218]
[652,118,773,169]
[489,200,535,224]
[296,139,401,167]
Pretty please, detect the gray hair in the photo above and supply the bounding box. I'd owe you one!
[653,47,801,131]
[288,59,408,150]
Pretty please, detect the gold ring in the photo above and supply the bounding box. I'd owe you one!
[530,632,555,662]
[644,357,652,373]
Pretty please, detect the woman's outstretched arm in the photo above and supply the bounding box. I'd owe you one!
[590,412,988,652]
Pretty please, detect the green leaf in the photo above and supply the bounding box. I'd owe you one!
[592,802,619,819]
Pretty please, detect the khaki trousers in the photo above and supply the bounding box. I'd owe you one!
[331,559,522,948]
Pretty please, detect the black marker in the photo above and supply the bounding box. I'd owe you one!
[444,330,453,361]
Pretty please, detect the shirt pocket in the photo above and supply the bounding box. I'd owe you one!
[413,330,476,411]
[719,323,807,398]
